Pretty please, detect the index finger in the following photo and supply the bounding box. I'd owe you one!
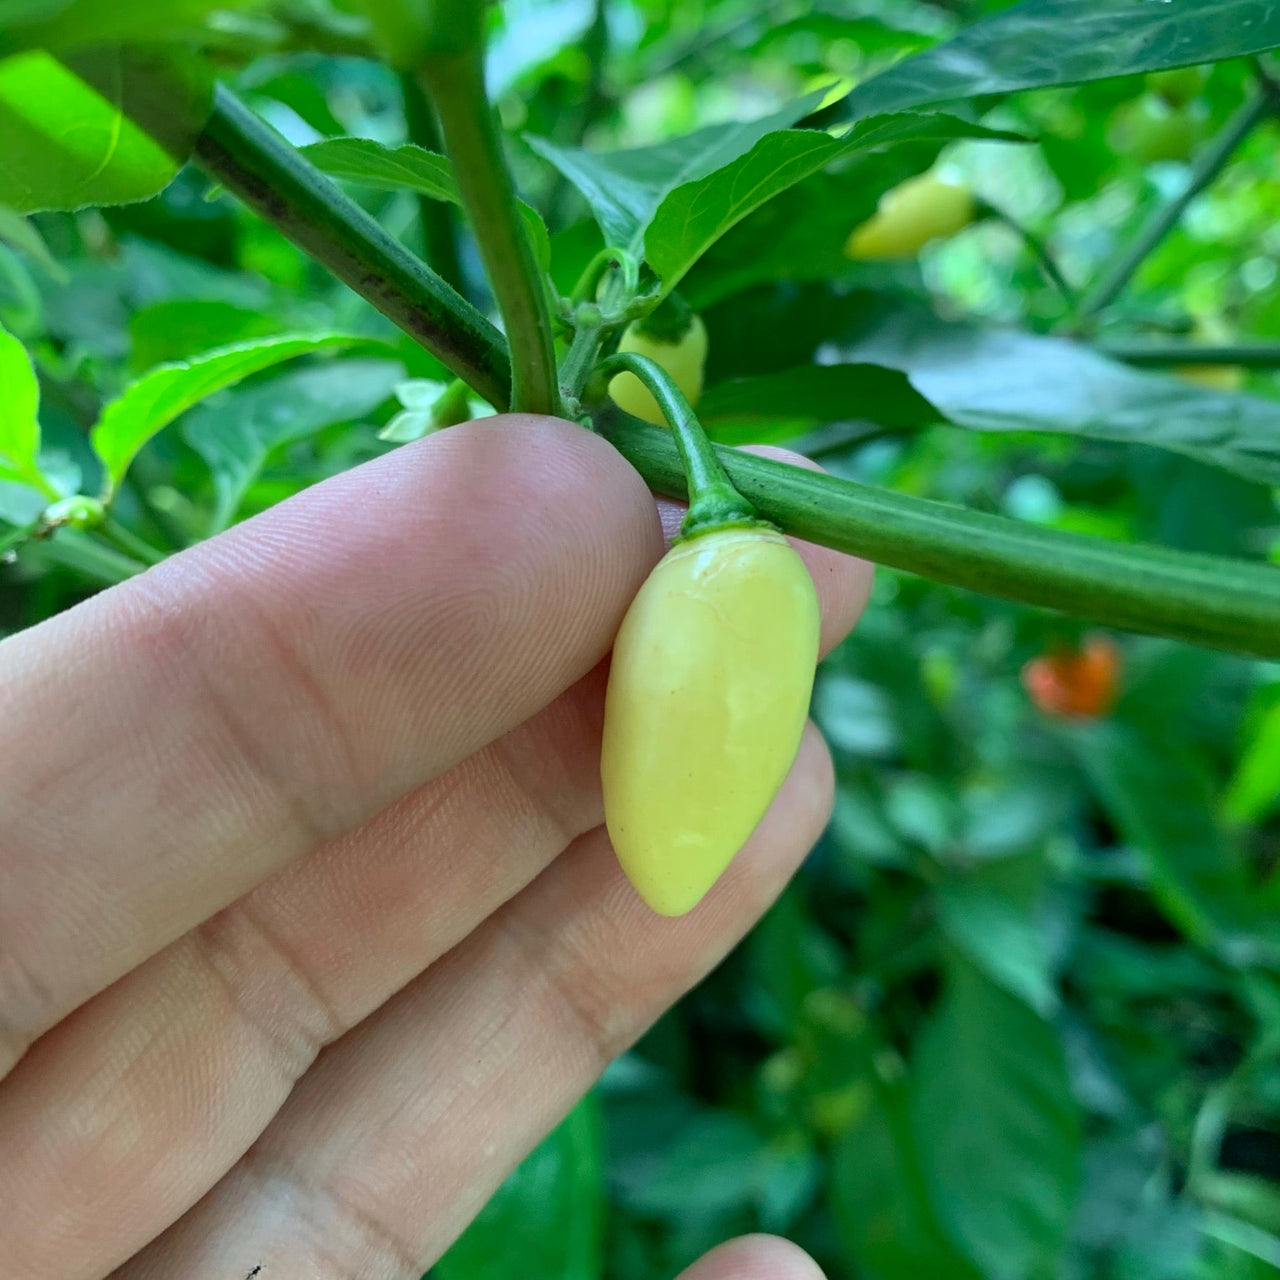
[0,415,660,1076]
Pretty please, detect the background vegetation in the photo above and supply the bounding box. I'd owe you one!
[2,2,1280,1278]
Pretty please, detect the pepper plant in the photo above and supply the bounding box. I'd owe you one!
[4,1,1280,1278]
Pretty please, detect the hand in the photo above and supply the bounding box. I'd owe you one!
[0,416,871,1280]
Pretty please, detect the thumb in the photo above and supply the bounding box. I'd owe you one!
[675,1235,826,1280]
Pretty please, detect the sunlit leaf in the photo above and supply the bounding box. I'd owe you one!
[0,47,210,213]
[91,333,368,494]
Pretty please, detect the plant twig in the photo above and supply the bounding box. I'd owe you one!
[192,84,512,408]
[602,416,1280,658]
[1076,86,1277,323]
[98,517,166,566]
[1100,340,1280,369]
[980,200,1075,306]
[418,1,560,415]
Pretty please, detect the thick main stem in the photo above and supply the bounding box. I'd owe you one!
[602,416,1280,658]
[1077,86,1277,323]
[420,2,560,416]
[192,85,511,408]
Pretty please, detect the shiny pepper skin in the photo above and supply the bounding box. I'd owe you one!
[601,526,821,916]
[845,172,974,260]
[608,314,708,425]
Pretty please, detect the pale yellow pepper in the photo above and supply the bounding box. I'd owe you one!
[601,526,821,916]
[845,172,975,260]
[609,315,708,425]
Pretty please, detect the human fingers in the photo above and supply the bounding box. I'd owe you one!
[0,415,660,1079]
[1,474,876,1279]
[112,726,836,1280]
[675,1235,827,1280]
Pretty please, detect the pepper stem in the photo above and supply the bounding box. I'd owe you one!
[593,352,760,538]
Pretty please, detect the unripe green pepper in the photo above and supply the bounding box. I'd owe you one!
[601,525,820,915]
[609,314,707,426]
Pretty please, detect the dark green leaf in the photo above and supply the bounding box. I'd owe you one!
[1065,721,1272,958]
[838,0,1280,121]
[935,880,1058,1016]
[182,358,403,531]
[92,333,368,494]
[912,957,1081,1278]
[435,1095,604,1280]
[525,94,821,259]
[647,114,1022,293]
[699,362,934,444]
[833,1078,984,1280]
[838,307,1280,487]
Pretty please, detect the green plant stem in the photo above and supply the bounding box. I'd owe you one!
[399,71,467,297]
[1076,86,1277,323]
[980,201,1075,306]
[23,529,147,584]
[559,320,607,406]
[1100,340,1280,369]
[98,517,166,566]
[419,2,559,415]
[191,84,511,408]
[596,356,758,537]
[602,416,1280,658]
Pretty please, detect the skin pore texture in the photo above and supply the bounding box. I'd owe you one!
[0,417,870,1280]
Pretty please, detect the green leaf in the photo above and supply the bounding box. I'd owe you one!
[699,363,934,444]
[837,0,1280,122]
[0,0,254,53]
[647,113,1022,294]
[435,1095,604,1280]
[182,358,404,532]
[128,300,282,371]
[0,47,211,214]
[0,0,70,25]
[838,306,1280,488]
[912,957,1081,1279]
[525,93,821,260]
[832,1078,984,1280]
[91,333,367,495]
[302,137,551,270]
[1223,695,1280,827]
[935,880,1058,1017]
[0,318,41,485]
[1066,721,1267,955]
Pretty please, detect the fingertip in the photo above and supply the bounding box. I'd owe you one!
[676,1235,827,1280]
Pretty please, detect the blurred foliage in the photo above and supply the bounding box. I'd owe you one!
[2,1,1280,1278]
